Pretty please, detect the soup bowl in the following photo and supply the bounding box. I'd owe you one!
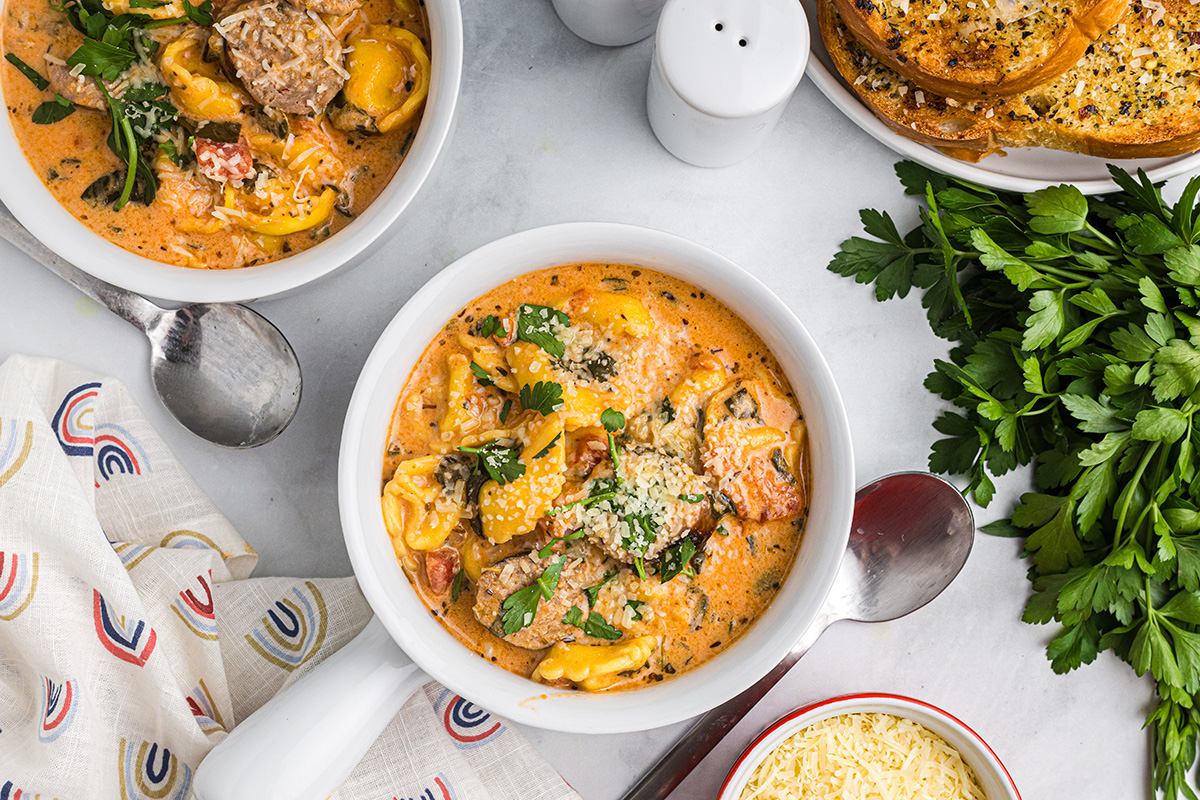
[0,0,463,304]
[193,222,855,799]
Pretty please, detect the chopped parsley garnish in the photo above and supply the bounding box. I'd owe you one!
[6,54,49,90]
[32,95,76,124]
[68,38,135,81]
[546,478,619,516]
[584,568,618,607]
[659,539,696,583]
[601,408,626,432]
[499,398,513,423]
[562,606,623,641]
[602,407,624,480]
[634,556,647,581]
[678,493,705,504]
[450,570,464,603]
[500,557,564,636]
[625,599,646,621]
[520,380,563,416]
[516,303,570,358]
[623,513,658,555]
[532,431,561,459]
[479,314,507,339]
[469,361,494,387]
[457,442,525,485]
[537,528,584,558]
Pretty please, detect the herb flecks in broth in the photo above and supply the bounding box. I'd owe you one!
[381,265,810,692]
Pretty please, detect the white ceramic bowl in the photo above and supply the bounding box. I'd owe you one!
[0,1,463,303]
[338,221,856,732]
[719,693,1023,800]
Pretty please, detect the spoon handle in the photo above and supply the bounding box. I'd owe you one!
[0,202,161,331]
[618,616,834,800]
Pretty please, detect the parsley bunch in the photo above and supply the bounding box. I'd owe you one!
[831,161,1200,799]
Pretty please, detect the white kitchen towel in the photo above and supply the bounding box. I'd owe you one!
[0,354,580,800]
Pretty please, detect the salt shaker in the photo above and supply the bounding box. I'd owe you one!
[647,0,810,167]
[551,0,669,47]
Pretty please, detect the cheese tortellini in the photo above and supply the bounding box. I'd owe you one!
[160,35,248,121]
[331,25,430,134]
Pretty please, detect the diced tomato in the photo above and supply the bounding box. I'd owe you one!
[194,135,254,182]
[425,547,461,595]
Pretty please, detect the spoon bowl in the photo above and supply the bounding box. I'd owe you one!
[833,471,975,624]
[148,304,302,448]
[1,202,302,449]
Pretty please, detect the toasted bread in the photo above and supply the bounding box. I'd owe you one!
[832,0,1128,99]
[821,0,1200,160]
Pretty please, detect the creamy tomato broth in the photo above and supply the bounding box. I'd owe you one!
[1,0,428,268]
[382,264,810,692]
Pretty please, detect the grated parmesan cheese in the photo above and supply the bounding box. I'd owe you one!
[738,713,987,800]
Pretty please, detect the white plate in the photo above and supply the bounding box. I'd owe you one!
[800,0,1200,194]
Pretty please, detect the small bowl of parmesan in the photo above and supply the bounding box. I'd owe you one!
[718,693,1021,800]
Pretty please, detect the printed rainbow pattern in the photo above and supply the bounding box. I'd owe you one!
[433,690,503,750]
[117,739,192,800]
[51,382,100,457]
[245,581,328,671]
[38,676,78,744]
[0,418,34,489]
[0,779,54,800]
[185,679,226,736]
[171,572,218,641]
[112,543,156,571]
[0,552,39,621]
[95,422,149,482]
[396,773,457,800]
[159,530,227,558]
[92,590,157,667]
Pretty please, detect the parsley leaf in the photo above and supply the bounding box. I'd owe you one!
[519,381,563,416]
[182,0,212,25]
[678,493,705,504]
[469,361,494,387]
[450,570,464,603]
[457,442,525,485]
[6,54,49,89]
[625,599,645,621]
[601,408,626,432]
[500,557,564,636]
[479,314,507,339]
[516,303,570,358]
[499,398,512,423]
[584,568,618,607]
[562,606,623,640]
[659,538,695,583]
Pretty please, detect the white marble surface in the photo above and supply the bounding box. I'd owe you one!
[0,0,1165,797]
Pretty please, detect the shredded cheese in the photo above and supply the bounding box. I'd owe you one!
[738,713,987,800]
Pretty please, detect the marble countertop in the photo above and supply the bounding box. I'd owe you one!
[0,1,1163,797]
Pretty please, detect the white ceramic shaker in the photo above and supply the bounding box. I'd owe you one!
[647,0,810,167]
[551,0,669,46]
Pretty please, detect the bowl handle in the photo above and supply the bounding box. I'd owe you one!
[193,615,427,800]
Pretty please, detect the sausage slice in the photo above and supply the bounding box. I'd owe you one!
[216,0,346,115]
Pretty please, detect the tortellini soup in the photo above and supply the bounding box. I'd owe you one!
[1,0,429,268]
[382,264,811,692]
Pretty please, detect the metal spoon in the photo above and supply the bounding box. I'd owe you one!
[1,204,301,448]
[621,471,975,800]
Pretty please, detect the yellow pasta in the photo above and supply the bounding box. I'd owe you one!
[478,413,566,543]
[382,456,462,551]
[341,25,431,134]
[160,36,248,121]
[565,291,655,337]
[532,636,658,691]
[506,342,616,430]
